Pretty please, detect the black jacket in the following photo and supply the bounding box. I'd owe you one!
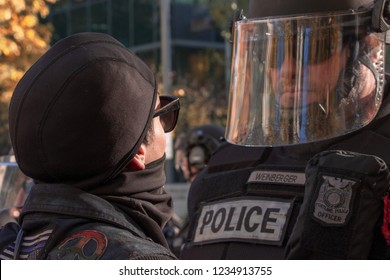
[181,78,390,260]
[0,184,176,260]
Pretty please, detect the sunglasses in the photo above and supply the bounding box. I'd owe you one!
[153,95,180,133]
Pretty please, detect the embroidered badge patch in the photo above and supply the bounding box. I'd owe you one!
[192,197,293,246]
[312,175,356,226]
[52,230,108,260]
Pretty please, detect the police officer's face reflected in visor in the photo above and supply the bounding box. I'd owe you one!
[269,41,349,110]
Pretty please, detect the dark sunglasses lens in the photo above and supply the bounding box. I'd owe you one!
[161,112,174,132]
[158,97,179,133]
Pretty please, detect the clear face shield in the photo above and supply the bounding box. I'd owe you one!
[226,9,385,146]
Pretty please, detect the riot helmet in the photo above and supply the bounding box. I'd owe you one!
[175,124,225,182]
[226,0,390,146]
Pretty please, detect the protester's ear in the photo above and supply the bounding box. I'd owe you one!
[127,144,146,170]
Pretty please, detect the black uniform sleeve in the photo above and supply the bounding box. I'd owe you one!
[285,150,390,259]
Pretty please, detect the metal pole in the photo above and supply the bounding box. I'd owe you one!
[160,0,172,96]
[160,0,175,182]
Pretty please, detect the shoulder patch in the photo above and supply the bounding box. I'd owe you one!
[192,197,293,246]
[312,174,357,226]
[50,230,107,260]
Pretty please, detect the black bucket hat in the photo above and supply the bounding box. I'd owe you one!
[8,32,158,185]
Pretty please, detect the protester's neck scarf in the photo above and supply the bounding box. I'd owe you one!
[88,156,173,248]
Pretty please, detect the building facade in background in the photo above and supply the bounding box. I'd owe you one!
[46,0,229,107]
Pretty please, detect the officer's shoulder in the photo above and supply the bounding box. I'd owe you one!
[207,141,267,172]
[328,114,390,165]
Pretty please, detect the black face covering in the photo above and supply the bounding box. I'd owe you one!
[88,156,173,248]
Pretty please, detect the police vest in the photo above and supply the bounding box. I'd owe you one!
[181,116,390,259]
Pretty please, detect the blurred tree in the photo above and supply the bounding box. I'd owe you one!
[206,0,248,41]
[0,0,57,155]
[169,49,228,135]
[169,0,248,136]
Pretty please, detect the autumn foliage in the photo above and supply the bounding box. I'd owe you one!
[0,0,56,154]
